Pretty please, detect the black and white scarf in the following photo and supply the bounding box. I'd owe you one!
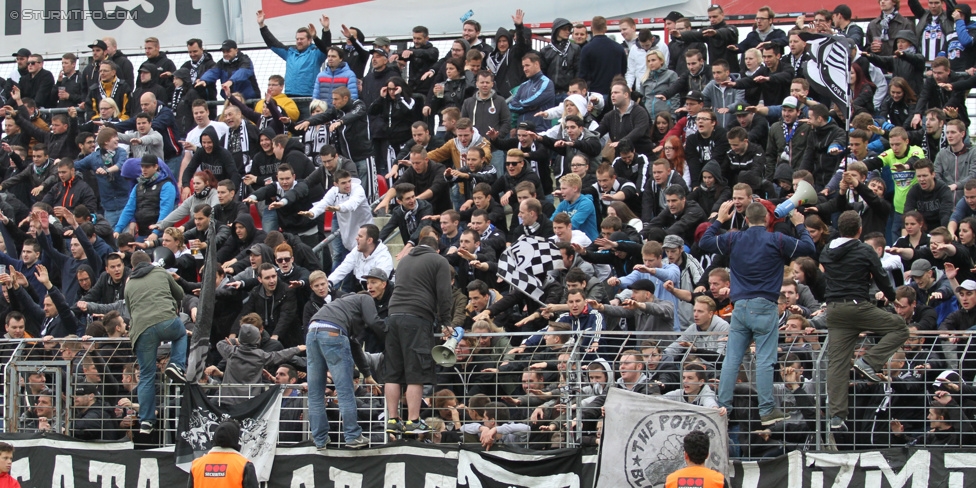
[99,77,120,99]
[187,59,203,83]
[879,10,898,41]
[169,86,185,110]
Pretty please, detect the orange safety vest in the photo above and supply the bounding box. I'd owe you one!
[190,450,248,488]
[665,465,726,488]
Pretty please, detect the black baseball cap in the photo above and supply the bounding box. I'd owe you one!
[12,48,31,57]
[87,40,107,50]
[684,90,704,103]
[221,40,238,51]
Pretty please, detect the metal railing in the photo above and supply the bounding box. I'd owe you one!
[3,328,976,455]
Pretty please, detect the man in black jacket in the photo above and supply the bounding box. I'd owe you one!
[511,197,554,242]
[81,252,127,305]
[240,263,301,348]
[244,164,319,247]
[801,104,847,191]
[379,183,433,255]
[684,110,730,186]
[647,185,706,245]
[821,210,908,431]
[19,54,56,108]
[375,146,451,214]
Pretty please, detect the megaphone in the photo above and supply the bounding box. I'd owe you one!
[432,327,465,367]
[774,180,818,218]
[151,246,175,269]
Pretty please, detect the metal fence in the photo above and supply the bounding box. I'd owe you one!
[2,328,975,456]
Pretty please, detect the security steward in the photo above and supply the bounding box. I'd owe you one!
[188,420,259,488]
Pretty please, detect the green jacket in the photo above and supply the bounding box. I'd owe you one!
[124,262,184,344]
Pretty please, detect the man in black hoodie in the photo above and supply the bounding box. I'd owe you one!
[800,104,847,191]
[905,159,954,231]
[487,10,531,96]
[103,37,135,88]
[540,18,581,93]
[143,37,177,89]
[820,210,908,432]
[181,126,240,198]
[128,63,167,119]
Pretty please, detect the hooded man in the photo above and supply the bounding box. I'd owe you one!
[182,126,240,196]
[167,68,204,140]
[539,18,581,93]
[948,4,976,70]
[863,30,926,96]
[128,62,167,118]
[487,11,531,95]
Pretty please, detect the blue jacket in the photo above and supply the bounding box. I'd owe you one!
[509,71,554,129]
[618,263,683,331]
[950,197,976,223]
[114,173,177,234]
[38,224,101,305]
[553,193,598,240]
[312,62,358,104]
[262,27,327,97]
[699,219,816,303]
[75,147,130,212]
[199,53,260,99]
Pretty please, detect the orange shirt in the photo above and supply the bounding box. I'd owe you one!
[190,450,248,488]
[665,465,726,488]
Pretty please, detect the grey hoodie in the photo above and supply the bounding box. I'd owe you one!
[216,323,303,404]
[934,144,976,204]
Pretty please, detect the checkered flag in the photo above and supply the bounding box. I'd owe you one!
[498,236,564,304]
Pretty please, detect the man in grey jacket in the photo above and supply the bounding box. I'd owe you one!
[588,279,674,349]
[306,290,385,450]
[934,119,976,203]
[701,59,744,129]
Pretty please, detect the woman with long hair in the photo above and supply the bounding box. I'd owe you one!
[740,48,763,106]
[662,135,690,186]
[608,201,643,234]
[792,256,826,303]
[958,217,976,258]
[650,111,674,147]
[804,214,831,261]
[893,210,930,269]
[850,64,877,117]
[879,77,917,129]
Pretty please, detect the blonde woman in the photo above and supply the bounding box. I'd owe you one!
[639,50,678,117]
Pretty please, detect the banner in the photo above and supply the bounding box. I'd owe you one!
[6,435,976,488]
[175,383,282,482]
[596,389,729,488]
[2,0,710,55]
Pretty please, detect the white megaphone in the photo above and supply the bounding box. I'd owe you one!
[432,327,465,367]
[774,180,818,218]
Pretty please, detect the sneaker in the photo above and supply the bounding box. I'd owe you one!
[316,445,329,454]
[386,418,404,435]
[830,416,848,431]
[165,364,187,383]
[139,421,154,435]
[403,419,430,434]
[345,435,370,449]
[760,408,790,426]
[854,358,882,382]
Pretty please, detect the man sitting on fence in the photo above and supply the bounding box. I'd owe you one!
[211,315,306,406]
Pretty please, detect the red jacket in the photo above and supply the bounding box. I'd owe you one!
[0,472,22,488]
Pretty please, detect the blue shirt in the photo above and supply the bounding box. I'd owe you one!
[618,263,682,331]
[553,193,598,240]
[699,220,816,303]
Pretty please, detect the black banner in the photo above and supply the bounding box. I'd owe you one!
[6,435,976,488]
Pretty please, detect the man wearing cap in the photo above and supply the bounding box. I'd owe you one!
[306,291,384,450]
[80,41,107,92]
[2,48,30,100]
[832,5,865,49]
[113,155,177,239]
[197,41,260,100]
[658,233,705,328]
[766,96,811,175]
[905,258,956,313]
[257,9,329,98]
[820,210,908,431]
[700,200,814,426]
[725,125,767,184]
[71,383,119,440]
[941,278,976,333]
[591,279,675,339]
[189,420,259,487]
[732,103,769,148]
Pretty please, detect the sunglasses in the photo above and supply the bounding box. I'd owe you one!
[28,61,40,66]
[505,161,521,167]
[276,257,292,264]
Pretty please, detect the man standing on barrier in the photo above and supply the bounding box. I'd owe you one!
[820,210,908,431]
[188,420,258,488]
[306,270,387,451]
[123,250,187,435]
[699,201,815,426]
[380,235,452,436]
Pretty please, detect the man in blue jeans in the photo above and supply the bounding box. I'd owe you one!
[122,250,187,434]
[306,270,386,450]
[699,199,815,425]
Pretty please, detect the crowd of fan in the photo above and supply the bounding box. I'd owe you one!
[4,1,976,452]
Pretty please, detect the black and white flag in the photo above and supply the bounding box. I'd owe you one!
[497,236,563,304]
[800,33,853,120]
[175,384,282,482]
